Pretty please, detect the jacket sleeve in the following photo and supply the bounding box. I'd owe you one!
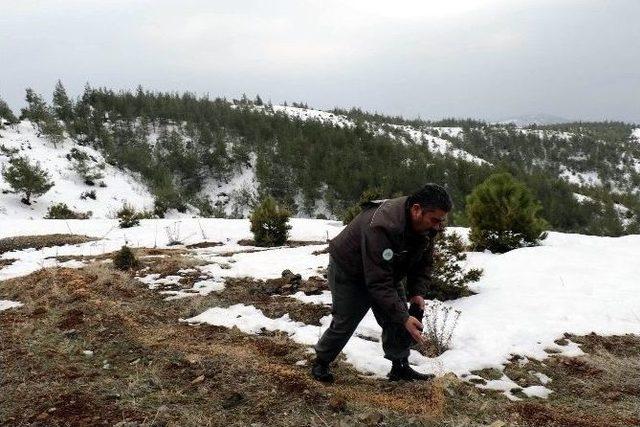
[406,237,436,298]
[361,226,410,324]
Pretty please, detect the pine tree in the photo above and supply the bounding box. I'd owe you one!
[466,172,547,253]
[52,80,74,123]
[21,88,49,123]
[41,115,65,148]
[0,96,17,124]
[250,196,291,246]
[2,156,54,204]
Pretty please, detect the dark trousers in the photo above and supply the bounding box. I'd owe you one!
[314,257,412,363]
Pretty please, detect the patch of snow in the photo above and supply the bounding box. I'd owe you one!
[162,278,225,300]
[271,105,355,128]
[533,372,552,385]
[0,299,22,311]
[288,290,332,305]
[185,303,324,345]
[198,244,329,280]
[522,385,554,398]
[201,153,258,218]
[573,193,594,204]
[387,124,491,165]
[475,375,523,400]
[559,167,602,186]
[426,126,464,139]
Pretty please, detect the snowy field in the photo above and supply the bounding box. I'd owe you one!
[1,218,639,400]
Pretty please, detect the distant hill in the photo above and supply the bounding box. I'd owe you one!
[497,114,571,127]
[1,85,639,236]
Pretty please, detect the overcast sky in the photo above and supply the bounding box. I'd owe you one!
[1,0,639,122]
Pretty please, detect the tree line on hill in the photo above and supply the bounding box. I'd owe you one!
[0,81,638,236]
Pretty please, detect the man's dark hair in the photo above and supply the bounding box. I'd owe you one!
[407,183,453,212]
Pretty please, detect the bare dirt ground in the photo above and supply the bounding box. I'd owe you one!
[1,248,639,426]
[0,234,97,255]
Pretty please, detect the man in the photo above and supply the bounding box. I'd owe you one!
[312,184,452,382]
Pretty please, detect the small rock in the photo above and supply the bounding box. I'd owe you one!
[62,329,78,337]
[222,392,245,409]
[36,412,49,421]
[328,396,347,412]
[185,353,203,364]
[358,411,384,425]
[191,375,205,385]
[488,421,506,427]
[281,269,293,277]
[82,350,94,357]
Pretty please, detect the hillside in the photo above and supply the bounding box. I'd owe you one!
[1,85,640,236]
[0,121,156,219]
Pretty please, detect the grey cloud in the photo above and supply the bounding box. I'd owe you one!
[0,0,638,122]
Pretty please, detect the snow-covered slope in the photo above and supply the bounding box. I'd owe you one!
[254,104,490,165]
[1,219,639,401]
[0,121,155,219]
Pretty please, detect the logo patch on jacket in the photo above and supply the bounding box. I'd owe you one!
[382,248,394,261]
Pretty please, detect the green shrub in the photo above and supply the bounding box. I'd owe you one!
[152,183,187,218]
[426,232,482,301]
[1,156,54,205]
[116,203,142,228]
[68,148,104,185]
[113,245,139,270]
[45,203,91,219]
[250,196,291,247]
[466,173,547,253]
[80,190,96,200]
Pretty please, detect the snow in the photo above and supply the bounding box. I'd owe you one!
[288,290,332,305]
[200,153,258,218]
[388,124,490,165]
[0,299,22,311]
[631,128,640,142]
[2,217,640,401]
[573,193,594,204]
[559,168,602,186]
[185,303,324,346]
[0,218,342,282]
[0,121,155,219]
[522,385,554,399]
[251,106,490,166]
[271,105,355,128]
[425,126,464,139]
[534,372,552,385]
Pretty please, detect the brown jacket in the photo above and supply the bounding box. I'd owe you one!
[329,196,436,324]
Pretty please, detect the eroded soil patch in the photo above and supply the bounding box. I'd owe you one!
[0,234,97,254]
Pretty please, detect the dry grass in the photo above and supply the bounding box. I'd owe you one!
[0,262,454,426]
[0,233,97,254]
[2,251,639,426]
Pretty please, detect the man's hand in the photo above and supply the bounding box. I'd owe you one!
[404,316,425,344]
[409,295,426,310]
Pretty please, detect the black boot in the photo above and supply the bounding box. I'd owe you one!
[388,358,434,382]
[311,358,334,383]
